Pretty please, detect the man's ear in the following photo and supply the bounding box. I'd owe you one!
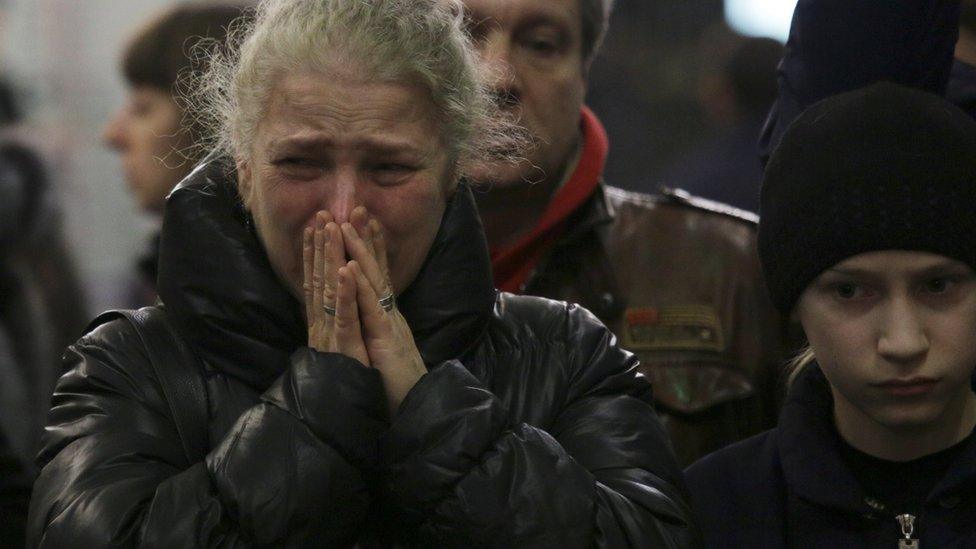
[236,157,253,209]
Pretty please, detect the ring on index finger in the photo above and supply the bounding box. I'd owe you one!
[378,292,395,312]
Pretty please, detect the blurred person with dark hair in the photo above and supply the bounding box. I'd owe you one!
[462,0,787,466]
[103,2,249,305]
[0,83,88,546]
[662,31,783,213]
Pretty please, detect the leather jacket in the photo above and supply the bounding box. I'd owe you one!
[523,183,787,466]
[27,162,698,547]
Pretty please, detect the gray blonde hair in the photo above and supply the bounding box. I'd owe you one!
[188,0,520,173]
[786,346,816,389]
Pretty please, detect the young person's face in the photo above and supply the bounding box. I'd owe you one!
[796,251,976,432]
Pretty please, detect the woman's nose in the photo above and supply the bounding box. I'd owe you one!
[325,169,360,225]
[876,299,929,364]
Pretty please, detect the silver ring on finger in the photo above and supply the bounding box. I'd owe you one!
[323,304,337,316]
[378,292,395,312]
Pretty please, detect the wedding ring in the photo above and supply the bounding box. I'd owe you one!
[378,292,395,312]
[323,304,337,316]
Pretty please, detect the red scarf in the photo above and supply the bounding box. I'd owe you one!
[491,107,609,293]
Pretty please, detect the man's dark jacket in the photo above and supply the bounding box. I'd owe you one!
[26,162,698,547]
[685,365,976,548]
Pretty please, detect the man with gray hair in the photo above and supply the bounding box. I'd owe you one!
[463,0,787,466]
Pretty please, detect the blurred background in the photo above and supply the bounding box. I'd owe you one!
[0,0,795,315]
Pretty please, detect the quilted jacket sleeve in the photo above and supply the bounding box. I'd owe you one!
[759,0,961,164]
[27,320,387,548]
[380,303,700,548]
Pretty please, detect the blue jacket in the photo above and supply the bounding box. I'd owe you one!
[760,0,971,165]
[685,365,976,548]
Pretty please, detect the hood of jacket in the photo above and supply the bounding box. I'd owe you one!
[156,160,496,390]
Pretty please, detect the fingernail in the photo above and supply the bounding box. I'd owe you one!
[316,214,326,230]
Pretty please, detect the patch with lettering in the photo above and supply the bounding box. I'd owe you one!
[622,305,724,352]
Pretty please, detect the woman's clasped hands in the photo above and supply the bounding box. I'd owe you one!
[302,205,427,416]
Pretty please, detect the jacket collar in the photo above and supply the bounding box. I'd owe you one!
[522,183,625,321]
[777,365,871,514]
[778,364,976,514]
[562,182,615,243]
[157,160,495,390]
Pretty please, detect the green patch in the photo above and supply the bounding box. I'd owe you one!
[623,305,724,352]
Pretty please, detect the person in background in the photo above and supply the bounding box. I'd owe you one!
[686,81,976,548]
[103,2,249,305]
[661,31,783,213]
[760,0,971,163]
[27,0,697,545]
[950,0,976,111]
[0,81,88,546]
[461,0,787,466]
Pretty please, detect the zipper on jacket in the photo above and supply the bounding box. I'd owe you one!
[896,514,919,548]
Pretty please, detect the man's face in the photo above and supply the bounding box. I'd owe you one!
[462,0,588,188]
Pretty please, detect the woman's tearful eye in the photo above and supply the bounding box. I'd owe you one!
[370,163,416,185]
[273,157,322,179]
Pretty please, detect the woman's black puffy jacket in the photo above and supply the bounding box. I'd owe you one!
[27,162,698,547]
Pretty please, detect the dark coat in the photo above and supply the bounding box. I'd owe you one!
[685,365,976,548]
[0,138,88,547]
[27,161,698,547]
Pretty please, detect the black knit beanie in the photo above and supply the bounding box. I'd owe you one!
[759,82,976,315]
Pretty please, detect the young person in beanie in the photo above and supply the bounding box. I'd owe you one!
[684,82,976,547]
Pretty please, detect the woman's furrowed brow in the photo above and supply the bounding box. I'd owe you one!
[267,135,425,156]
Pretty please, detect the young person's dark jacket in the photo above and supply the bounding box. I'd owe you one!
[685,364,976,548]
[26,161,698,547]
